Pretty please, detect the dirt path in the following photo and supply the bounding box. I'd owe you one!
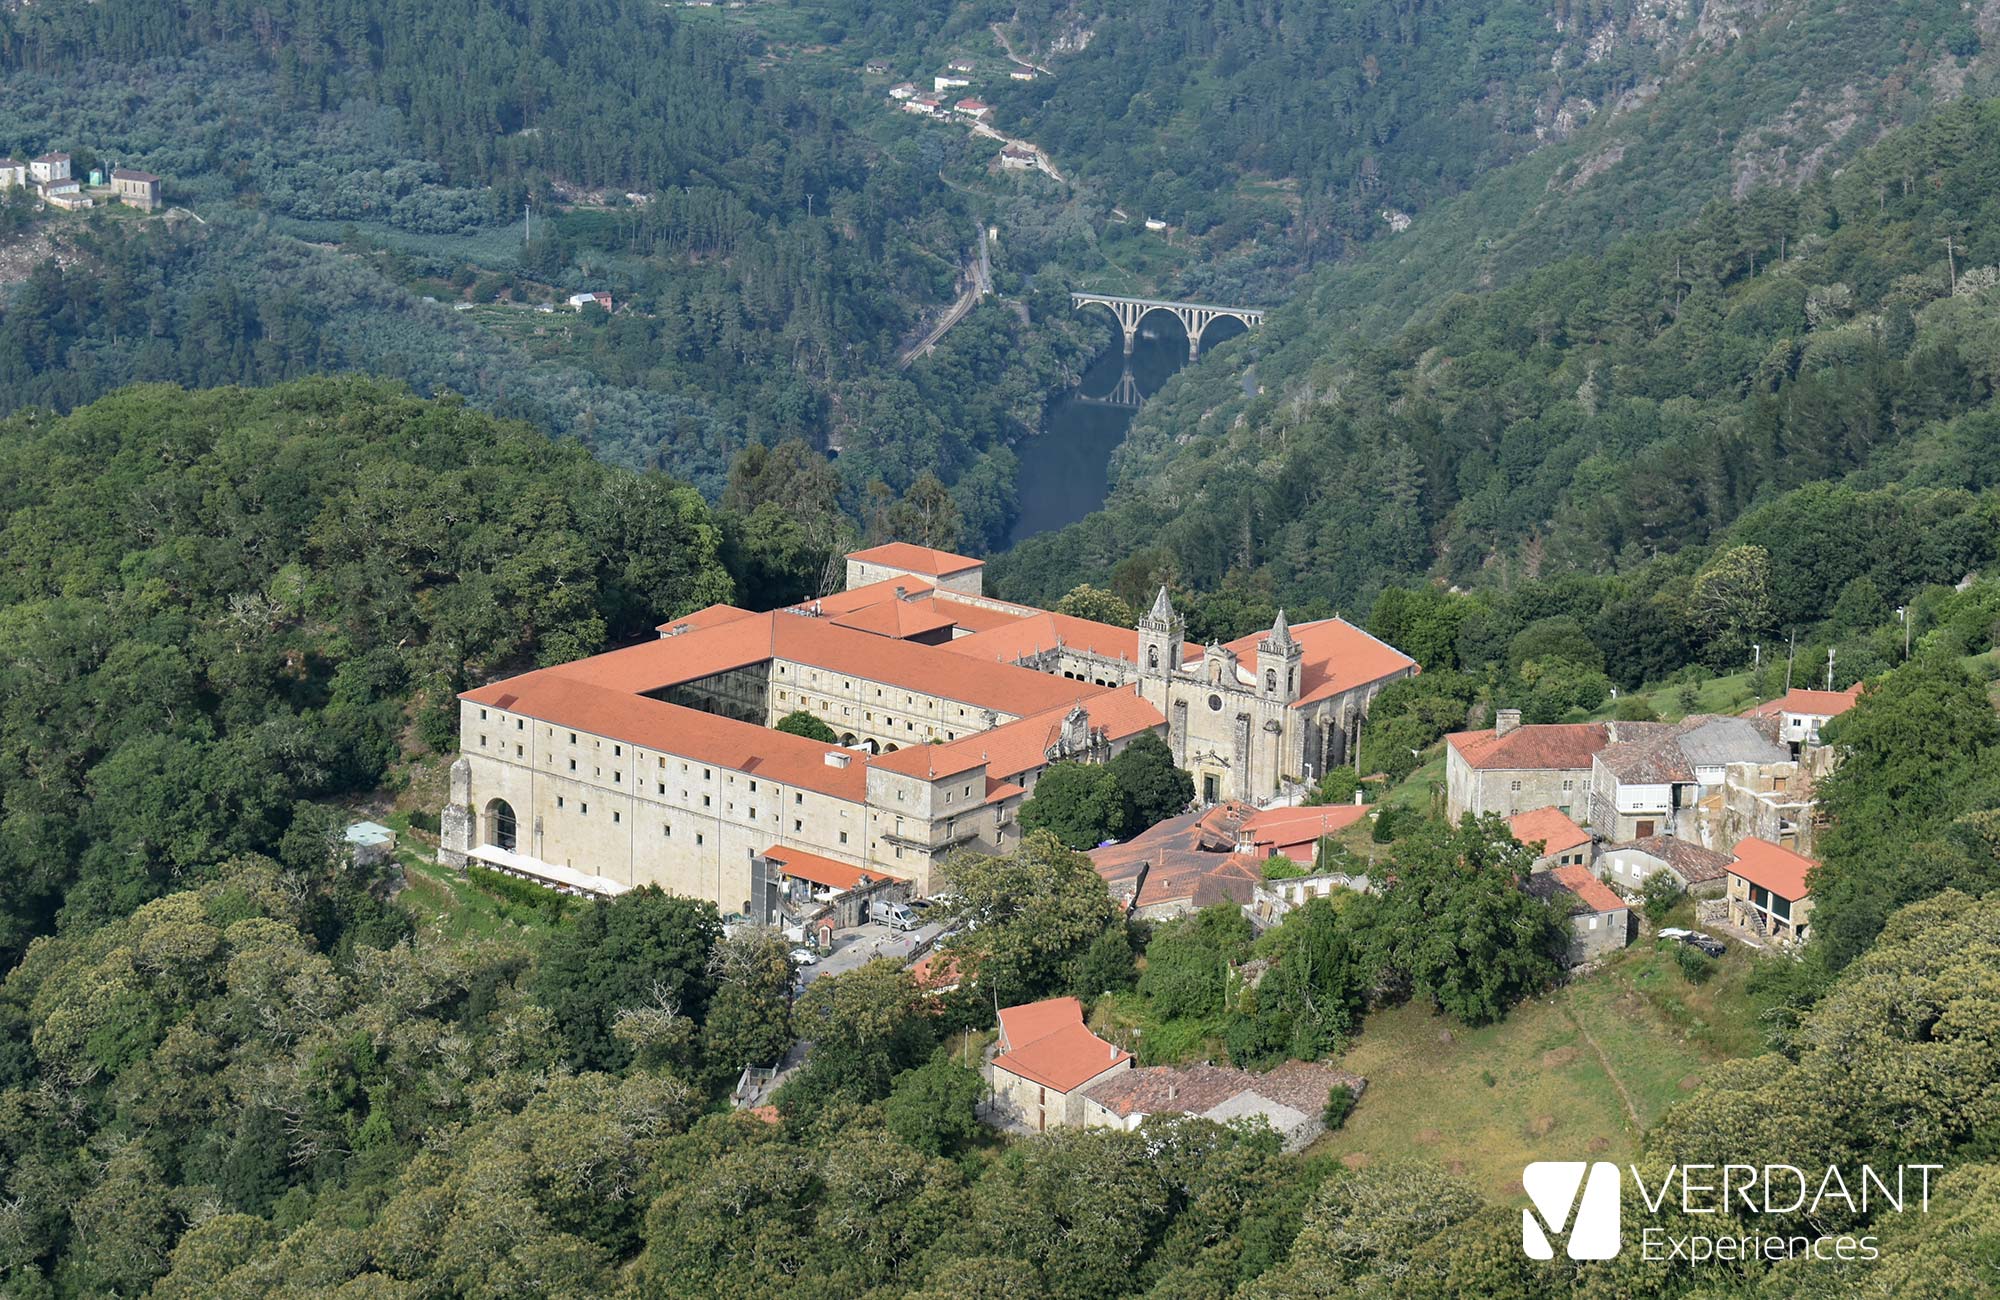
[989,21,1051,75]
[1562,1000,1644,1132]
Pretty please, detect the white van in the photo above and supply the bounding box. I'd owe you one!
[873,899,922,931]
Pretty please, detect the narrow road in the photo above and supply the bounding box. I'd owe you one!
[989,21,1051,75]
[897,228,991,368]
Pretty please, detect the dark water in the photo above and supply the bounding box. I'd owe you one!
[1006,316,1246,546]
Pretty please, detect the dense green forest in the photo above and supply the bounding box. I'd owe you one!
[997,98,2000,627]
[0,10,1107,528]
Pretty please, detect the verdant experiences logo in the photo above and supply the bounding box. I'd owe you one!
[1522,1161,1622,1259]
[1520,1160,1943,1264]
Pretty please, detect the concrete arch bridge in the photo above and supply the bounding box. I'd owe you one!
[1070,292,1264,360]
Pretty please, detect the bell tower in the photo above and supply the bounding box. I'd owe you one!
[1258,609,1303,705]
[1137,586,1183,711]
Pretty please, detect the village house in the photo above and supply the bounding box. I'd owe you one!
[864,59,893,75]
[567,291,613,312]
[1445,713,1612,821]
[1506,806,1594,870]
[999,144,1038,171]
[1245,868,1374,930]
[1583,714,1789,843]
[934,74,971,93]
[905,95,945,116]
[1598,833,1733,897]
[1743,685,1861,752]
[888,82,919,100]
[1090,800,1369,918]
[0,160,24,189]
[946,57,976,73]
[954,99,992,121]
[39,177,91,210]
[29,152,70,184]
[1726,837,1816,945]
[1525,864,1630,965]
[987,997,1132,1131]
[1079,1061,1366,1151]
[1009,65,1038,81]
[110,168,161,211]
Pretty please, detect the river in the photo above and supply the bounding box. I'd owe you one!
[1005,317,1244,546]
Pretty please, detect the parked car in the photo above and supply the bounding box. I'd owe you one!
[790,946,821,966]
[1662,929,1726,957]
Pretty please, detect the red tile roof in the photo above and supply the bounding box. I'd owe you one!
[762,844,902,889]
[552,612,1089,716]
[994,997,1131,1092]
[1507,806,1592,857]
[830,598,958,640]
[1090,803,1264,910]
[460,674,870,800]
[872,684,1164,781]
[1218,617,1416,706]
[790,576,936,618]
[1548,864,1625,914]
[654,602,759,635]
[1730,837,1816,901]
[1240,803,1368,847]
[847,542,983,577]
[942,609,1202,670]
[1745,685,1862,720]
[1447,722,1612,771]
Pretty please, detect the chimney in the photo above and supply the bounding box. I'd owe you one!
[893,585,907,600]
[1495,708,1522,737]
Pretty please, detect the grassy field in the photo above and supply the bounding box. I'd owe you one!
[1309,936,1765,1198]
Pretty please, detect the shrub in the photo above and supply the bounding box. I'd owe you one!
[1322,1083,1356,1130]
[1674,943,1715,984]
[1639,870,1687,920]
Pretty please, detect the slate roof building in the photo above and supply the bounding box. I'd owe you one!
[1079,1060,1366,1150]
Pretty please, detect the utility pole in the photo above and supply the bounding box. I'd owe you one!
[1898,606,1911,660]
[1752,643,1762,705]
[1825,647,1836,692]
[1785,629,1796,692]
[524,201,531,245]
[1944,234,1958,294]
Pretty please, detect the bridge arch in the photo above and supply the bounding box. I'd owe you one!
[1070,292,1264,360]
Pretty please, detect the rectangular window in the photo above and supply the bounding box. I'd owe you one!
[795,793,804,805]
[839,831,849,845]
[570,732,577,744]
[557,796,565,808]
[612,811,620,824]
[696,833,704,846]
[614,745,622,756]
[658,782,665,795]
[703,795,712,808]
[663,824,671,837]
[480,708,488,720]
[516,719,523,730]
[794,819,803,833]
[749,780,758,792]
[569,759,577,772]
[580,802,588,815]
[1510,779,1522,791]
[480,735,488,747]
[515,745,523,758]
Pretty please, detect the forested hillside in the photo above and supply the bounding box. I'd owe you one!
[997,98,2000,621]
[0,378,737,965]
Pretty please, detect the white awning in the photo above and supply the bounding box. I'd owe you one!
[468,844,631,898]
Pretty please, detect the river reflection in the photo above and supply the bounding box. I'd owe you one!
[1007,319,1233,546]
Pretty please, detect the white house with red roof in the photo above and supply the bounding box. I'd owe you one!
[988,997,1131,1130]
[1743,685,1861,750]
[953,98,991,120]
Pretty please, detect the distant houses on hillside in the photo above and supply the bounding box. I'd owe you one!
[0,150,164,212]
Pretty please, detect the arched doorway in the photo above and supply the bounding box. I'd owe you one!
[484,799,518,851]
[840,732,857,746]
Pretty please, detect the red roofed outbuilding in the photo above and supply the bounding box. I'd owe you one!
[1525,863,1629,965]
[1507,806,1595,869]
[989,996,1132,1130]
[1727,838,1816,945]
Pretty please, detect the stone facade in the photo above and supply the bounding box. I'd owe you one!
[1136,591,1414,804]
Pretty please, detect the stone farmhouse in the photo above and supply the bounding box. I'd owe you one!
[1524,864,1630,965]
[1445,712,1609,822]
[440,547,1417,914]
[1080,1060,1366,1150]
